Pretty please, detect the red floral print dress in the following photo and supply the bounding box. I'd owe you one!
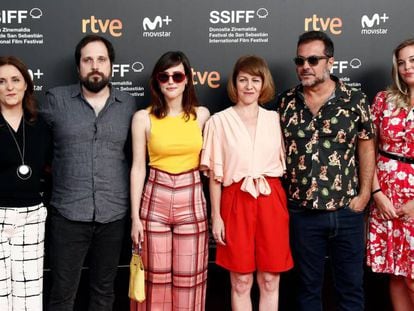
[367,91,414,279]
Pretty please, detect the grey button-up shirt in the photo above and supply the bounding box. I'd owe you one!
[40,84,137,223]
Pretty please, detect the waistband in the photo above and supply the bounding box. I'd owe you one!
[148,167,202,188]
[379,150,414,164]
[0,202,45,211]
[225,176,281,198]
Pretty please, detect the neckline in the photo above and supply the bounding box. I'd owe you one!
[230,106,261,146]
[1,113,23,133]
[165,112,184,118]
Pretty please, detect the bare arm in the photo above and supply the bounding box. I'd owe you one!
[130,110,150,246]
[210,177,226,245]
[350,138,375,211]
[197,106,210,129]
[371,135,398,219]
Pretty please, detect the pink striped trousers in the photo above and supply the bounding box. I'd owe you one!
[131,168,208,311]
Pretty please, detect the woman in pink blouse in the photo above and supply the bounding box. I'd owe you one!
[366,38,414,310]
[201,55,293,310]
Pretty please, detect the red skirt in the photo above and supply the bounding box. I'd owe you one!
[216,177,293,273]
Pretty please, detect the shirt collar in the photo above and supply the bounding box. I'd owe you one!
[71,83,122,103]
[295,75,351,102]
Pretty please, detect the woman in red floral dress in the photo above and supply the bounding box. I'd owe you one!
[367,38,414,310]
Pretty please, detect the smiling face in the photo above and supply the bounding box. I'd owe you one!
[397,44,414,88]
[78,40,112,93]
[158,63,187,102]
[296,40,333,88]
[235,71,263,106]
[0,64,27,111]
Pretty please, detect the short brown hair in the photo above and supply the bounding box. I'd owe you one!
[227,55,275,104]
[0,56,36,121]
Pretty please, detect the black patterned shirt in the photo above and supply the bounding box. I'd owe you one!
[276,77,374,210]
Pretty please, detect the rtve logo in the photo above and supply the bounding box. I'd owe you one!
[304,14,342,35]
[361,13,389,28]
[192,68,220,89]
[82,16,122,37]
[0,8,42,24]
[142,16,172,30]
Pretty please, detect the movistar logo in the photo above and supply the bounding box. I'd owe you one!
[142,16,172,30]
[361,13,389,28]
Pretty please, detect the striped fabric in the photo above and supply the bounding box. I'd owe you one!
[131,168,208,311]
[0,204,47,311]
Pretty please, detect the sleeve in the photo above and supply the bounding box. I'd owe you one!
[370,91,386,131]
[356,92,375,140]
[38,90,57,128]
[275,112,287,171]
[199,117,224,182]
[274,92,284,113]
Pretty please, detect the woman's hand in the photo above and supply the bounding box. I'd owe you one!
[373,191,398,220]
[131,218,144,247]
[397,200,414,219]
[211,215,226,246]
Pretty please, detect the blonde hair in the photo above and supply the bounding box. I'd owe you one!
[387,38,414,108]
[227,55,275,104]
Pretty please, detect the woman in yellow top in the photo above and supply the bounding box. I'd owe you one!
[130,51,210,311]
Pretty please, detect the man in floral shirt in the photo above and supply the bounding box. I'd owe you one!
[276,31,375,311]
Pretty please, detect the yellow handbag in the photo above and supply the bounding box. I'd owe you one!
[128,245,145,302]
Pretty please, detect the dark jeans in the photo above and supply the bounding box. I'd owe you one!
[289,203,365,311]
[47,208,126,311]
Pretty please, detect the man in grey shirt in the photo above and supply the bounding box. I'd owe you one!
[40,35,137,311]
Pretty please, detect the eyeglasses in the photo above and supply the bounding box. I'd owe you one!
[156,71,186,84]
[293,55,330,66]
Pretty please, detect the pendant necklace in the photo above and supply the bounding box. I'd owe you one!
[5,117,32,180]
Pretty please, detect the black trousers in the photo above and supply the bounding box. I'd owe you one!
[47,208,126,311]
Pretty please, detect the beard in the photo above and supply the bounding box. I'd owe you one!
[300,68,331,87]
[80,71,110,93]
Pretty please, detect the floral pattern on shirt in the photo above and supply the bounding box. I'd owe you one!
[277,77,374,210]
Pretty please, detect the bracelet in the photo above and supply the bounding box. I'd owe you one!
[371,189,381,196]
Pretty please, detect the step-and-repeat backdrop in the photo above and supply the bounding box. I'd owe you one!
[2,0,413,112]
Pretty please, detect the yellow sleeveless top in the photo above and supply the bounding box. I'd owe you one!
[148,113,202,174]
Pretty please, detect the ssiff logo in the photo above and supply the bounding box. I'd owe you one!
[82,16,122,37]
[361,13,389,35]
[209,8,269,24]
[0,8,42,24]
[331,58,362,74]
[142,15,172,37]
[304,14,342,35]
[112,62,144,78]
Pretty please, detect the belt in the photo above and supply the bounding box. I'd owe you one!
[379,150,414,164]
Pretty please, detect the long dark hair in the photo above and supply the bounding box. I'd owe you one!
[0,56,36,122]
[149,51,199,120]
